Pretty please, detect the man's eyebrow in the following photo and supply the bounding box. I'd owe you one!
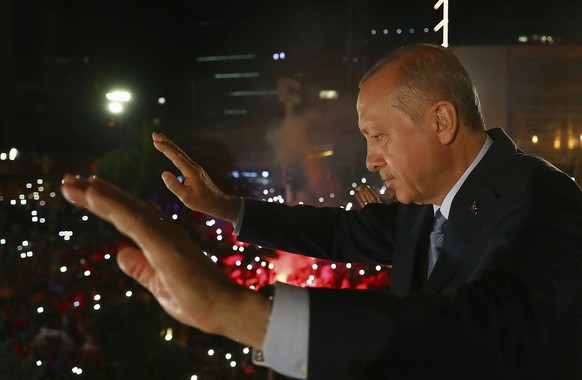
[358,126,370,135]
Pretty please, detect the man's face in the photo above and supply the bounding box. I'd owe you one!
[357,68,445,205]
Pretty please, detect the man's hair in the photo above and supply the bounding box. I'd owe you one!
[360,44,485,131]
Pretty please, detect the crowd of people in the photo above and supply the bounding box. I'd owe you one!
[0,175,389,379]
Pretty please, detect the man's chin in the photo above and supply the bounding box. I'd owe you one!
[398,198,414,205]
[393,193,410,204]
[392,192,415,205]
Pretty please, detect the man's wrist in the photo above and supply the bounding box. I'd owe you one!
[215,284,271,349]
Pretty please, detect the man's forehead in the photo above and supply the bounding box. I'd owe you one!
[358,80,394,113]
[364,62,398,86]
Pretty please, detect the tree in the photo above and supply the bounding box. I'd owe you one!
[94,122,238,200]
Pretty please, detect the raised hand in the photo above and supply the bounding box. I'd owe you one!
[152,132,240,224]
[355,185,382,208]
[60,174,269,348]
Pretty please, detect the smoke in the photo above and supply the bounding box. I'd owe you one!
[266,111,342,204]
[267,114,312,165]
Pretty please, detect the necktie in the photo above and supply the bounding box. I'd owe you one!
[427,209,447,278]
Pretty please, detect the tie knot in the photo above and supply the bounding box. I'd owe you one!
[432,209,447,233]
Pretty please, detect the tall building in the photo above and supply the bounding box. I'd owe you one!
[455,45,582,185]
[188,0,441,203]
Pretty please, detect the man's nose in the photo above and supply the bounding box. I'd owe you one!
[366,148,384,172]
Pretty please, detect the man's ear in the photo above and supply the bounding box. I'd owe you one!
[433,101,458,145]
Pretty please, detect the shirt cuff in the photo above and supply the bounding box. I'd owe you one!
[252,282,309,379]
[232,198,245,236]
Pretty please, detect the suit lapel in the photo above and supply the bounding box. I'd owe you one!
[425,186,498,292]
[424,128,515,292]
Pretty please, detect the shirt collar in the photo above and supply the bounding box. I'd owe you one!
[434,135,493,219]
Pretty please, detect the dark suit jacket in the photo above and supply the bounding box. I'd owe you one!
[238,128,582,380]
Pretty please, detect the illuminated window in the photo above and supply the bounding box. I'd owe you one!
[319,90,338,100]
[223,109,248,115]
[227,90,276,96]
[214,72,259,79]
[196,54,255,62]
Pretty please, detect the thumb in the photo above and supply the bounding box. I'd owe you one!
[161,171,190,201]
[117,246,157,289]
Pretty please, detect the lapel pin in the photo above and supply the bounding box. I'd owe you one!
[470,201,479,215]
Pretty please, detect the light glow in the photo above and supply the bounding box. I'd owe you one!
[108,102,123,114]
[319,90,338,100]
[9,148,18,161]
[106,91,131,102]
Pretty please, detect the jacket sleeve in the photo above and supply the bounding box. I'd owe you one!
[237,199,405,265]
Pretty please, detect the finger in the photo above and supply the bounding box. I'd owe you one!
[360,185,372,196]
[117,246,158,290]
[161,171,192,203]
[359,186,377,204]
[117,246,177,310]
[354,192,366,207]
[61,174,91,208]
[363,191,374,203]
[152,134,185,160]
[152,133,199,175]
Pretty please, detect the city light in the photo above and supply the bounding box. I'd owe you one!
[72,367,83,375]
[106,91,131,102]
[319,90,338,100]
[1,148,19,161]
[163,327,173,341]
[9,148,18,161]
[108,102,123,114]
[272,52,286,60]
[106,90,131,115]
[434,0,449,47]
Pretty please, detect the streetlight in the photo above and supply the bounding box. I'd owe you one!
[106,90,131,102]
[106,90,131,115]
[105,90,132,129]
[108,102,124,114]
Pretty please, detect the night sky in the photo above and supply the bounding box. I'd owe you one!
[15,0,582,87]
[7,0,582,158]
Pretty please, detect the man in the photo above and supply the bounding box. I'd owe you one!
[62,44,582,379]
